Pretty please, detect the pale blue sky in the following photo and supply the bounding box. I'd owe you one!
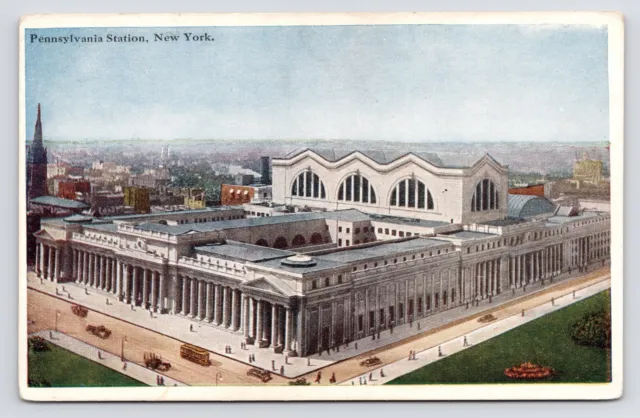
[25,24,609,142]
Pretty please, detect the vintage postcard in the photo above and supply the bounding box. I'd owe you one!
[19,12,624,401]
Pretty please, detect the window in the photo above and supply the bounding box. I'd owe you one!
[394,258,398,264]
[312,280,317,290]
[399,231,405,237]
[417,297,423,313]
[406,232,412,237]
[338,239,342,246]
[426,294,431,310]
[352,266,357,272]
[346,228,351,233]
[392,230,397,236]
[355,228,361,234]
[324,277,330,287]
[378,228,383,233]
[338,275,343,284]
[434,293,440,308]
[364,264,368,270]
[337,173,377,204]
[470,179,500,212]
[339,226,343,233]
[389,178,435,210]
[385,228,389,235]
[355,240,360,245]
[364,227,369,233]
[346,240,350,246]
[443,290,448,305]
[358,315,364,332]
[291,170,327,199]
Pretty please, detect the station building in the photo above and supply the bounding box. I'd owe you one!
[33,148,611,357]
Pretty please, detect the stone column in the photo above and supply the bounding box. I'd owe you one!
[142,269,149,309]
[151,271,158,312]
[239,293,245,334]
[35,244,42,277]
[158,272,166,313]
[196,280,205,320]
[222,287,230,327]
[53,248,60,282]
[246,297,254,338]
[277,306,284,346]
[94,253,100,287]
[284,307,292,352]
[47,246,53,281]
[171,275,179,314]
[255,300,263,343]
[270,304,277,347]
[123,264,130,303]
[180,276,188,315]
[231,289,239,330]
[131,267,139,306]
[205,282,213,322]
[214,284,221,325]
[86,253,92,286]
[82,252,88,284]
[115,262,122,300]
[188,277,197,317]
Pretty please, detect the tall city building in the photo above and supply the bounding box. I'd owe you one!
[26,103,48,200]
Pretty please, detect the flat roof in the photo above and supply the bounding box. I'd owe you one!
[442,230,498,240]
[107,206,240,221]
[322,209,372,222]
[546,211,604,225]
[135,211,327,235]
[195,241,295,262]
[255,257,347,274]
[30,196,89,209]
[480,218,529,227]
[369,214,449,228]
[315,238,449,264]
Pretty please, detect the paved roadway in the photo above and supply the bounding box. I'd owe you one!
[27,265,610,386]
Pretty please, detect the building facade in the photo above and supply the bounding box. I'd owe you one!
[33,149,611,358]
[26,104,48,200]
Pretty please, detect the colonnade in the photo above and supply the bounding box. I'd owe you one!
[473,258,502,299]
[174,275,293,351]
[35,242,61,282]
[509,244,564,288]
[72,248,167,313]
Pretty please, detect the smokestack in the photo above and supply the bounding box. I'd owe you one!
[260,156,271,185]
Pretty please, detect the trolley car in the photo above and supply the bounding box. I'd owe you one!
[180,343,210,366]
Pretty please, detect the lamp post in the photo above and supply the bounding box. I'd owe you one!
[121,336,128,361]
[215,372,223,387]
[54,310,60,332]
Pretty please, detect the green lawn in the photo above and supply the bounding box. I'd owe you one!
[388,290,611,385]
[28,342,146,387]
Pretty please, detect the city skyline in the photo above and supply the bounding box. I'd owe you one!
[25,24,609,143]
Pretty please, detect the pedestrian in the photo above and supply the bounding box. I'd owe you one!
[466,301,469,309]
[352,381,355,386]
[368,372,373,381]
[327,348,330,356]
[62,285,65,292]
[377,331,381,340]
[85,287,89,295]
[307,358,311,366]
[130,305,134,311]
[408,350,412,361]
[438,346,443,357]
[330,372,336,383]
[285,355,288,364]
[551,297,555,306]
[336,345,340,353]
[49,330,53,339]
[249,355,252,363]
[355,342,358,350]
[573,290,576,299]
[521,309,525,317]
[417,322,421,330]
[372,334,375,341]
[161,376,165,386]
[156,375,159,385]
[280,366,284,375]
[123,362,127,371]
[190,324,193,332]
[315,372,321,384]
[272,360,275,371]
[98,351,102,360]
[380,369,385,378]
[463,336,468,347]
[149,310,153,318]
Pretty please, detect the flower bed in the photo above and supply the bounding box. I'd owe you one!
[504,362,555,380]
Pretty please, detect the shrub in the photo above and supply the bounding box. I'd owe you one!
[571,310,611,348]
[28,336,50,353]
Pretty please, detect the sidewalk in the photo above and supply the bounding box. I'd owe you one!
[27,263,608,379]
[30,330,187,387]
[341,278,611,385]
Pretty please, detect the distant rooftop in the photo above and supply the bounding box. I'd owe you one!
[30,196,89,209]
[322,209,373,222]
[314,237,450,264]
[546,211,604,225]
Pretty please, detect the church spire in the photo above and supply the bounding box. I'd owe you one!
[33,103,43,145]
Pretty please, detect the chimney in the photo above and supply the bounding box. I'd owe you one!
[260,156,271,185]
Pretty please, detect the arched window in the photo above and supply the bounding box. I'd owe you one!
[337,173,377,204]
[273,237,288,249]
[290,170,326,199]
[255,238,269,247]
[470,179,500,212]
[310,233,323,245]
[389,178,434,210]
[292,235,306,247]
